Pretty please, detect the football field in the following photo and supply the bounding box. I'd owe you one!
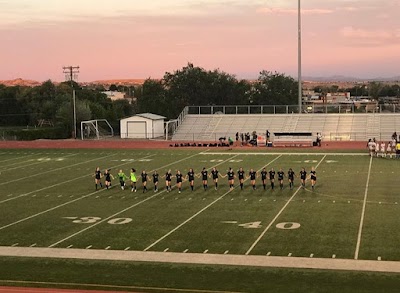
[0,148,399,292]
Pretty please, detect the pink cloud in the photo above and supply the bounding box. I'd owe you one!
[256,7,333,15]
[341,26,400,40]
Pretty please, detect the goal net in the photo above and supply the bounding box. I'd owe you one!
[80,119,114,140]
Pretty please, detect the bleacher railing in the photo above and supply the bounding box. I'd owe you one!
[185,104,400,115]
[173,132,395,143]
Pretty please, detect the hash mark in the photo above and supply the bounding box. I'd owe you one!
[67,245,73,248]
[183,249,189,253]
[105,246,111,250]
[30,243,37,247]
[310,254,314,258]
[266,252,271,256]
[288,253,292,257]
[124,247,130,251]
[224,250,229,255]
[378,256,382,261]
[332,254,336,259]
[11,243,18,247]
[163,248,169,252]
[85,245,92,249]
[203,249,209,254]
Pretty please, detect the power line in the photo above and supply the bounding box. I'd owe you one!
[62,66,79,139]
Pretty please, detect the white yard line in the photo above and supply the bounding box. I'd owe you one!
[203,152,367,156]
[0,153,78,172]
[0,153,37,164]
[47,154,239,248]
[0,189,105,231]
[0,154,164,229]
[245,154,327,255]
[354,156,373,260]
[0,153,155,205]
[1,247,400,274]
[0,153,106,186]
[144,155,283,252]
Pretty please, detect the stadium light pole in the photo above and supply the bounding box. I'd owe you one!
[298,0,302,114]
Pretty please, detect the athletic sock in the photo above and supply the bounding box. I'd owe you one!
[263,184,266,190]
[215,183,218,188]
[191,185,194,191]
[280,183,283,190]
[253,184,256,190]
[240,183,243,190]
[271,182,274,190]
[100,183,103,188]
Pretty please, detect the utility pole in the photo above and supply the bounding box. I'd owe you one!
[63,66,80,139]
[298,0,302,114]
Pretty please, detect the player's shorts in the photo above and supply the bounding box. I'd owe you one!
[311,176,316,181]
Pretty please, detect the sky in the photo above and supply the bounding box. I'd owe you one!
[0,0,399,81]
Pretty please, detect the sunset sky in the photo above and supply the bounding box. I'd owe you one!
[0,0,399,81]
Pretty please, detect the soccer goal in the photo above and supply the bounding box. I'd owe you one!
[80,119,114,140]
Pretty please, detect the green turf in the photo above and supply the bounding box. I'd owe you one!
[0,148,399,292]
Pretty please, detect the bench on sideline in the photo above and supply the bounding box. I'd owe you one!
[273,132,314,147]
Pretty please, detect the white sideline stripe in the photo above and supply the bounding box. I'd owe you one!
[0,153,154,205]
[245,154,327,255]
[144,155,282,252]
[354,156,373,260]
[0,279,244,293]
[2,247,400,274]
[0,152,109,187]
[202,152,368,156]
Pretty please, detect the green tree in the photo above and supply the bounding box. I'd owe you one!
[251,71,298,105]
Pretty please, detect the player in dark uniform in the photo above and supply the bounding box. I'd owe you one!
[186,168,195,191]
[238,167,245,190]
[223,167,235,190]
[288,168,296,190]
[152,171,159,192]
[260,167,268,190]
[94,167,103,190]
[277,168,285,190]
[300,167,307,189]
[104,169,114,190]
[269,168,276,191]
[176,170,183,193]
[141,170,149,193]
[200,167,208,191]
[249,168,257,190]
[164,169,172,192]
[210,167,220,190]
[310,167,317,190]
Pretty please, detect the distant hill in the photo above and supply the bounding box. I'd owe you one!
[0,78,42,87]
[304,75,400,82]
[1,76,399,87]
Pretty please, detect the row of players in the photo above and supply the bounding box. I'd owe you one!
[367,139,399,158]
[94,167,317,193]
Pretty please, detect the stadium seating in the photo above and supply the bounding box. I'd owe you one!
[172,113,400,142]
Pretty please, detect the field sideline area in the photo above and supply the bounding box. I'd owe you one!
[0,146,399,293]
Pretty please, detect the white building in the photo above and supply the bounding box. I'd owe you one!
[120,113,166,139]
[102,91,126,101]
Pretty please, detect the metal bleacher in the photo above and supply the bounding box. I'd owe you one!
[172,113,400,142]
